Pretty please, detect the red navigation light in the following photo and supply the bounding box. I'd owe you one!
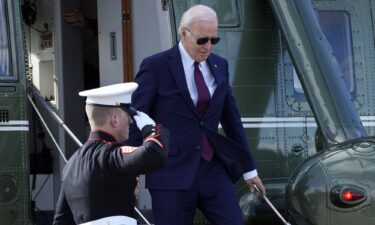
[342,191,353,201]
[331,185,367,208]
[341,189,365,202]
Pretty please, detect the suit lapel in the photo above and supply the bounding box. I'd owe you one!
[204,57,226,118]
[207,57,225,96]
[167,46,198,116]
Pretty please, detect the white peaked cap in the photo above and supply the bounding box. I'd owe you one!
[79,82,138,106]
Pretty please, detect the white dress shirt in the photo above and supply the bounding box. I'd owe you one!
[178,42,217,105]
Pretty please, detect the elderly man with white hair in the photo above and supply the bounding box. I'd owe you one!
[126,4,265,225]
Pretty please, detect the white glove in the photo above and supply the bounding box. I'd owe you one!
[133,111,155,131]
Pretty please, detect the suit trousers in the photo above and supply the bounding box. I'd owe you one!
[149,158,244,225]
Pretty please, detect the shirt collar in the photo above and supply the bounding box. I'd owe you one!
[178,41,208,68]
[88,130,117,142]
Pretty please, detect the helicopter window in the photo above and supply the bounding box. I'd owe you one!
[0,0,11,77]
[293,10,355,101]
[194,0,240,28]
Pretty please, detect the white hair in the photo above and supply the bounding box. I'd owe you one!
[178,4,218,35]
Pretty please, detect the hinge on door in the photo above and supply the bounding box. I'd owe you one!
[123,10,131,22]
[161,0,169,11]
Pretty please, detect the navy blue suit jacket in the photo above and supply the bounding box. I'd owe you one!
[127,45,256,190]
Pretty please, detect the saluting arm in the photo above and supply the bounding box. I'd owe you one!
[110,111,169,177]
[136,123,169,173]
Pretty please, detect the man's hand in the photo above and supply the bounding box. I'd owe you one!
[133,111,155,131]
[64,8,85,28]
[245,176,266,195]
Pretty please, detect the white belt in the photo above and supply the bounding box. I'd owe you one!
[80,215,137,225]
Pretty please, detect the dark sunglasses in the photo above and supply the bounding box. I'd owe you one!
[186,28,220,45]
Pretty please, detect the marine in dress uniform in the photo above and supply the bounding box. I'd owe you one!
[53,83,168,225]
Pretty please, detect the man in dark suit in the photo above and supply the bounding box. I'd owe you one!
[127,4,265,225]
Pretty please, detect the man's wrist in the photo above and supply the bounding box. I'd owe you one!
[243,169,258,180]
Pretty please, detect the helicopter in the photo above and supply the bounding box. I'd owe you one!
[1,0,375,224]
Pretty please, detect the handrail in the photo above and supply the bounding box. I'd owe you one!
[27,86,71,163]
[27,86,83,149]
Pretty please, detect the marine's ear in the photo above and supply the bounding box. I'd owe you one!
[110,111,119,128]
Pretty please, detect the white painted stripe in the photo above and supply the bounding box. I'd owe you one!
[9,120,29,125]
[0,120,29,125]
[362,122,375,126]
[241,116,375,123]
[360,116,375,121]
[242,123,317,128]
[241,117,307,122]
[0,127,29,131]
[242,122,375,128]
[239,116,375,128]
[0,120,29,131]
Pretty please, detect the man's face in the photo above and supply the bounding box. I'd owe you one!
[182,20,218,62]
